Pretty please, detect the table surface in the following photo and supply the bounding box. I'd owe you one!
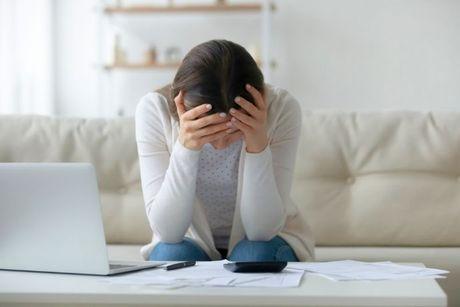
[0,262,447,307]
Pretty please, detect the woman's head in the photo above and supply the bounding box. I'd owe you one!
[168,39,264,122]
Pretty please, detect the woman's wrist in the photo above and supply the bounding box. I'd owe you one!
[173,138,201,163]
[245,143,270,157]
[246,145,265,154]
[178,138,201,152]
[245,137,269,154]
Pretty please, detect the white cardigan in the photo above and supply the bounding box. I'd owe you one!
[135,84,315,261]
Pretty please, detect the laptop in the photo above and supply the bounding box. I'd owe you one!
[0,163,165,275]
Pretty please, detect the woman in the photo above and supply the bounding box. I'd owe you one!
[135,40,315,262]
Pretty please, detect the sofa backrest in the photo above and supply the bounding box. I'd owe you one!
[1,111,459,246]
[0,115,150,244]
[292,110,460,247]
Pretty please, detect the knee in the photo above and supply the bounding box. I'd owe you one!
[227,235,299,262]
[149,237,211,261]
[228,236,275,261]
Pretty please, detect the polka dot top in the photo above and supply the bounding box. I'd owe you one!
[195,138,243,249]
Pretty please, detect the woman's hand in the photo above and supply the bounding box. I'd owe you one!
[228,84,269,153]
[175,91,243,151]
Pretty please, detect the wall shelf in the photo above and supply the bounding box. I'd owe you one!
[104,3,275,14]
[96,0,275,116]
[104,60,274,71]
[104,62,181,70]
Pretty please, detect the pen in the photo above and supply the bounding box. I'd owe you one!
[164,261,196,271]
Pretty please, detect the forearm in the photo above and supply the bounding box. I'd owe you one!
[240,145,287,241]
[141,139,201,243]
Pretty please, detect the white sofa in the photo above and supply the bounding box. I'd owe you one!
[1,110,459,306]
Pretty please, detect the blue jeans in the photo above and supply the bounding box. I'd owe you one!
[148,235,299,262]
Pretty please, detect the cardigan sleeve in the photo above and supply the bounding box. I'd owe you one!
[135,93,201,243]
[240,89,303,241]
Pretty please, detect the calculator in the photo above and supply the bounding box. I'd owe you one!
[223,261,287,273]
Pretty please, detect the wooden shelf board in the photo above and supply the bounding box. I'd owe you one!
[104,62,181,70]
[103,3,272,14]
[103,60,275,71]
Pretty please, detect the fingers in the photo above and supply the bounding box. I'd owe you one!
[229,116,252,133]
[174,91,186,117]
[229,107,257,127]
[245,83,265,110]
[201,127,234,144]
[234,96,260,117]
[195,121,230,138]
[182,103,213,121]
[191,112,228,130]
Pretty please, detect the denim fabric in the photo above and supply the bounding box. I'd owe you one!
[227,235,299,262]
[148,237,212,261]
[148,235,299,262]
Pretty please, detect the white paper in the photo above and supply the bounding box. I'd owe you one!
[100,260,304,288]
[231,269,304,287]
[371,261,449,275]
[286,260,449,281]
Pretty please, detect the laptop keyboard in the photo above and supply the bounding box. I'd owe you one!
[109,264,137,270]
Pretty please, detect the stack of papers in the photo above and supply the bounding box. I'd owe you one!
[100,260,304,289]
[287,260,449,281]
[100,259,449,288]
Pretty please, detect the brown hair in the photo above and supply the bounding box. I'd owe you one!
[159,40,264,122]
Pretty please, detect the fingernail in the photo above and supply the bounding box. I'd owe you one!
[230,108,236,114]
[219,112,226,117]
[246,84,251,90]
[206,104,212,109]
[226,122,233,127]
[234,97,241,102]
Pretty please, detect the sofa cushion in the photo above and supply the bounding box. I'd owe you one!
[1,111,460,247]
[292,110,460,246]
[0,115,151,244]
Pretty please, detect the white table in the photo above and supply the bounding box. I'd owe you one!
[0,263,447,307]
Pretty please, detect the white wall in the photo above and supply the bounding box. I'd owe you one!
[274,0,460,111]
[53,0,460,117]
[54,0,100,117]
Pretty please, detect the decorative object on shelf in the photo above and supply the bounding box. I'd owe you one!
[164,46,182,64]
[145,45,157,64]
[103,3,268,14]
[247,44,260,64]
[104,62,180,70]
[113,34,127,65]
[97,1,275,117]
